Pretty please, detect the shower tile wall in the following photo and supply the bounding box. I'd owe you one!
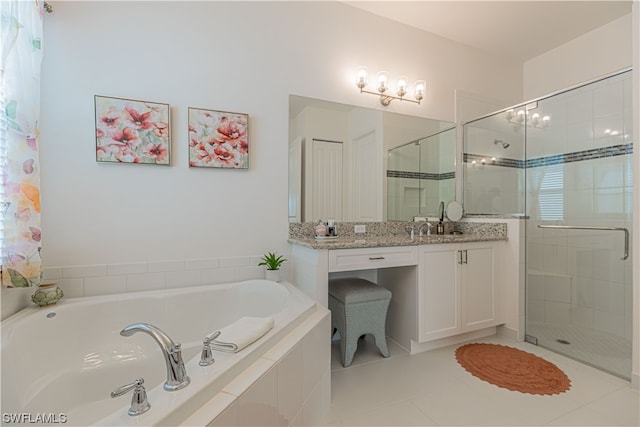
[463,118,525,215]
[387,128,456,220]
[438,129,456,206]
[387,142,420,221]
[526,72,633,344]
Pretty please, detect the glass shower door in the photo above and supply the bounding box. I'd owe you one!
[525,70,633,379]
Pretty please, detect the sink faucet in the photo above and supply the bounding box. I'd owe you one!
[418,221,432,237]
[120,323,191,391]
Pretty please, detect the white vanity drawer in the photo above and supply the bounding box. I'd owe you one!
[328,246,418,272]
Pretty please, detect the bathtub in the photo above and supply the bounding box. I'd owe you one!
[1,279,325,426]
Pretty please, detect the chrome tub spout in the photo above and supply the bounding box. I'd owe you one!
[120,323,190,391]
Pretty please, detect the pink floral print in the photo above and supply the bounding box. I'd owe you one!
[95,96,171,165]
[188,108,248,168]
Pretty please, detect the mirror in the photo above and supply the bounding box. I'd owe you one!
[446,200,464,222]
[288,95,456,223]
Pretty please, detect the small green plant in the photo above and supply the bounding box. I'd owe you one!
[258,252,287,271]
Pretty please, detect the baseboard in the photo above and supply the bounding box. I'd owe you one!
[409,327,497,354]
[496,325,519,342]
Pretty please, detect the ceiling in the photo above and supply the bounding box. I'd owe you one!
[344,1,633,61]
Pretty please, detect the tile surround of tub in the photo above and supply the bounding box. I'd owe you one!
[182,308,330,427]
[42,255,283,299]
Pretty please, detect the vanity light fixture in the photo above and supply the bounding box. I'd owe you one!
[356,66,425,106]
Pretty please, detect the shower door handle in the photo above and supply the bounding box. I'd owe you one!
[537,225,629,260]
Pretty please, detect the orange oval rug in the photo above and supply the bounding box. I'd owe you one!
[455,343,571,395]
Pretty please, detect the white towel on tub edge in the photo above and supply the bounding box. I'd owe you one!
[211,316,275,353]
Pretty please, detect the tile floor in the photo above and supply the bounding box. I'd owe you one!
[326,334,639,426]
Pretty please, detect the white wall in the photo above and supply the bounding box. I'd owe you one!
[523,14,632,100]
[38,1,522,268]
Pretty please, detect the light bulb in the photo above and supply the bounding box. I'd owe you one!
[414,80,426,101]
[530,113,540,125]
[505,109,514,120]
[356,66,368,89]
[377,71,388,93]
[397,76,408,97]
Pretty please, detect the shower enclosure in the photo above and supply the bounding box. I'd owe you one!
[387,127,456,221]
[463,70,633,379]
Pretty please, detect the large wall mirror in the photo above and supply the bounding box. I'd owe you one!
[288,95,456,223]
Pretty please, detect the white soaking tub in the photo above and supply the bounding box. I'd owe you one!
[1,279,322,426]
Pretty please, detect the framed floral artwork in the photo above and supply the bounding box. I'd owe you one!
[94,95,171,165]
[188,107,249,169]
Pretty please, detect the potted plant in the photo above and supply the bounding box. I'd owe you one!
[258,252,287,282]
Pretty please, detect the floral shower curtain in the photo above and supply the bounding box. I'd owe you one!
[0,0,44,287]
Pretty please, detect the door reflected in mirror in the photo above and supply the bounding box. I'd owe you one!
[288,95,456,223]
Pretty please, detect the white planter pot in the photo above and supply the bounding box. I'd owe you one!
[265,269,281,282]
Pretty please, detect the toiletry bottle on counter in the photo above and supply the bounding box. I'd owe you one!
[315,220,327,237]
[327,219,337,236]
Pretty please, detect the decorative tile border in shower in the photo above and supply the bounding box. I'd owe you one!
[464,142,633,169]
[387,170,455,180]
[526,143,633,167]
[463,154,525,168]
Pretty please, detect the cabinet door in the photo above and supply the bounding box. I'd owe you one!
[418,245,460,342]
[461,242,497,331]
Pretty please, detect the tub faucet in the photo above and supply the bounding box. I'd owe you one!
[120,323,191,391]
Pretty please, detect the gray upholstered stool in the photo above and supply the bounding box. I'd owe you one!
[328,277,392,367]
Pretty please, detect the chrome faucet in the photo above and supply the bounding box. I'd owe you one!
[418,221,432,237]
[120,323,190,391]
[111,377,151,416]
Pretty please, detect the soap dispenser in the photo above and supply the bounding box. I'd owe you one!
[436,201,445,235]
[327,219,337,236]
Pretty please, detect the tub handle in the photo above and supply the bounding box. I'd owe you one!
[111,377,151,416]
[199,330,222,366]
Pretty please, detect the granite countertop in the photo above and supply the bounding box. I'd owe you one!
[288,233,507,250]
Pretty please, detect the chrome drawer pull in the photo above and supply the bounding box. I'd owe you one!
[368,256,385,260]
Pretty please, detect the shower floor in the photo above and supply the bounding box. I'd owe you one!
[526,321,632,380]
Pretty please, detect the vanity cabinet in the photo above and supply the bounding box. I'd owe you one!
[418,241,499,342]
